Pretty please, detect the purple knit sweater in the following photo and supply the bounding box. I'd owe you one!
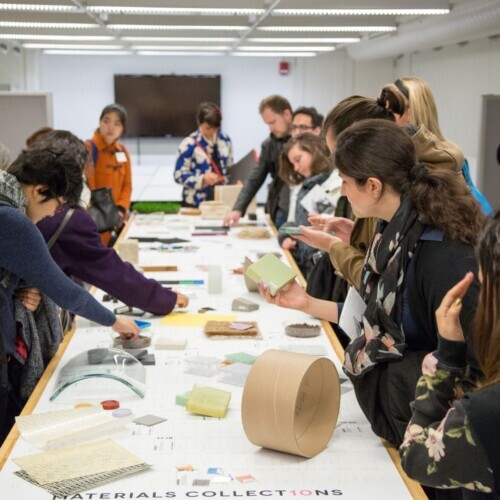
[37,206,177,316]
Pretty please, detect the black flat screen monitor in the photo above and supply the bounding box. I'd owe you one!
[114,74,221,138]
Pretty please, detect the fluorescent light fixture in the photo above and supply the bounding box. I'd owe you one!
[272,9,449,16]
[0,3,78,12]
[232,52,316,57]
[110,24,247,31]
[238,46,334,52]
[0,34,114,41]
[137,51,225,56]
[131,45,230,51]
[90,7,263,15]
[0,21,96,29]
[43,50,133,56]
[249,37,360,43]
[259,26,397,32]
[123,36,237,42]
[24,43,123,50]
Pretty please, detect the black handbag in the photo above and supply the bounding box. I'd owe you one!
[88,187,121,233]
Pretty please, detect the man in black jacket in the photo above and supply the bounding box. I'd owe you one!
[224,95,292,228]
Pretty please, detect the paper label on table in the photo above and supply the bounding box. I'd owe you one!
[339,287,367,341]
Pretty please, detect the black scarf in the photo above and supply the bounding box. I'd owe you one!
[344,197,425,378]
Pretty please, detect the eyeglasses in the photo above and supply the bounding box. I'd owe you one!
[291,124,314,132]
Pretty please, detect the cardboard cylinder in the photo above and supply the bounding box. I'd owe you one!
[241,349,340,458]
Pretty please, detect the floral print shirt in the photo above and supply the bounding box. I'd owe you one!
[400,337,494,494]
[174,129,233,207]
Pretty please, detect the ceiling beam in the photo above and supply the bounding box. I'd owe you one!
[231,0,282,52]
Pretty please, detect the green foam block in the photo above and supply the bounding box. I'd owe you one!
[186,385,231,418]
[244,253,296,296]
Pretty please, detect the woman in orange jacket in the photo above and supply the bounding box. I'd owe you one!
[86,103,132,245]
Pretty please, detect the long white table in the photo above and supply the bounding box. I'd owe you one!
[0,212,424,499]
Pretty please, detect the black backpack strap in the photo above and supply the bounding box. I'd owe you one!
[47,208,75,250]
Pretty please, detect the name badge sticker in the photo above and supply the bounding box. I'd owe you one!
[115,151,127,163]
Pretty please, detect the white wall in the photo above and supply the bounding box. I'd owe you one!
[5,35,500,177]
[36,53,300,162]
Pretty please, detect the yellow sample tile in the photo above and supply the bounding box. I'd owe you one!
[160,313,237,327]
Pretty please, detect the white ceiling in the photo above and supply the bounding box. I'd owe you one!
[0,0,489,58]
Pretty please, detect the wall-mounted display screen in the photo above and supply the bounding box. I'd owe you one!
[114,74,221,137]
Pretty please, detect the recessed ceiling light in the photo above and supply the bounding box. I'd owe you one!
[272,9,449,16]
[109,24,247,31]
[259,26,397,32]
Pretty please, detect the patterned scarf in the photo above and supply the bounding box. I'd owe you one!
[343,197,424,378]
[0,171,28,289]
[0,170,28,210]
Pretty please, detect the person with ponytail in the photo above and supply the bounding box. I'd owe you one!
[379,76,493,214]
[260,119,485,447]
[174,102,233,207]
[401,211,500,498]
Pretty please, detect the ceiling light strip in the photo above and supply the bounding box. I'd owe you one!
[238,46,334,51]
[131,45,230,51]
[0,4,78,12]
[89,7,263,15]
[0,21,96,29]
[137,51,225,56]
[25,43,123,49]
[232,52,316,57]
[44,50,132,55]
[258,26,397,32]
[109,24,247,31]
[249,37,360,43]
[272,9,450,16]
[123,36,237,42]
[0,34,114,41]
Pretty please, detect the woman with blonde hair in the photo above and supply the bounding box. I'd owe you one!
[379,76,492,214]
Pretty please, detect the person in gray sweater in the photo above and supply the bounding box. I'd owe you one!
[0,147,139,443]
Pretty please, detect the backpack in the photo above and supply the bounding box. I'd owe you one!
[87,139,127,166]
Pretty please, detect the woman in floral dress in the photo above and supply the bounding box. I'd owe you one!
[174,102,233,207]
[401,211,500,498]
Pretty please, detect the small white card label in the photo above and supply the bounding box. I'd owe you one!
[115,151,127,163]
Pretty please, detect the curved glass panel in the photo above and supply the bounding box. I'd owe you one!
[50,348,146,403]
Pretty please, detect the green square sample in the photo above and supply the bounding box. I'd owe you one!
[225,352,257,365]
[175,391,191,407]
[244,253,296,295]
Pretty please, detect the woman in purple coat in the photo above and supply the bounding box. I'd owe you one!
[34,131,189,316]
